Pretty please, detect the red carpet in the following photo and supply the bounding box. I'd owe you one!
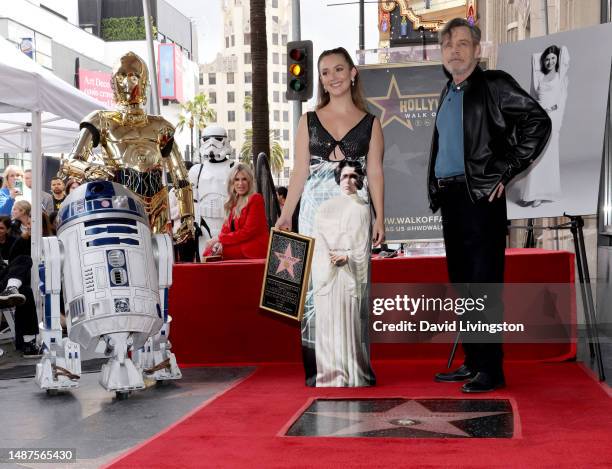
[106,361,612,468]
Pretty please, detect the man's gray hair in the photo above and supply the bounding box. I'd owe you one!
[438,18,481,45]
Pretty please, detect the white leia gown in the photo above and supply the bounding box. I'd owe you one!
[521,46,569,204]
[311,192,373,387]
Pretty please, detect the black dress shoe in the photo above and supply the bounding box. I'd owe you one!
[434,365,476,382]
[461,372,505,393]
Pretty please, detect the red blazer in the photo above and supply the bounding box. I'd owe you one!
[217,193,269,259]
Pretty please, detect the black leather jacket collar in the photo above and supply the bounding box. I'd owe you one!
[428,66,552,212]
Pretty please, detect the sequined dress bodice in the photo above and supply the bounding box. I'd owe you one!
[307,112,374,161]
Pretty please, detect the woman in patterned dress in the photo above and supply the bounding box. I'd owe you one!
[275,47,385,387]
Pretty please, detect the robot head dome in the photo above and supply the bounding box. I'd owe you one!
[111,52,149,107]
[200,125,232,163]
[57,181,148,232]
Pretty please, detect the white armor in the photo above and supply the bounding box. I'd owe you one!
[189,126,234,254]
[35,181,181,398]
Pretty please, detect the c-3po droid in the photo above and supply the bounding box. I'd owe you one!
[42,52,194,395]
[35,181,178,397]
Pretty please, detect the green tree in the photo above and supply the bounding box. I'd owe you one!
[240,96,284,175]
[240,129,285,175]
[176,93,217,133]
[101,16,157,41]
[176,93,216,159]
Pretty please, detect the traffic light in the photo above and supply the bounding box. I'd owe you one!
[286,40,313,101]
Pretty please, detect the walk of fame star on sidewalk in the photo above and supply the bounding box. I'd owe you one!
[312,400,509,437]
[287,398,514,438]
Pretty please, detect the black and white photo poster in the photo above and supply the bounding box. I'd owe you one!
[498,22,612,219]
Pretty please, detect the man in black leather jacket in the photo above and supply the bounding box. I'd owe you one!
[429,18,551,393]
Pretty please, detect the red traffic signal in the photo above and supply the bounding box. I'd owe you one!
[289,48,305,61]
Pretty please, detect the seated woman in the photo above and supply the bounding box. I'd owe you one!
[204,163,269,260]
[0,200,43,357]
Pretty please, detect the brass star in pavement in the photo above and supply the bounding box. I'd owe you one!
[310,400,510,437]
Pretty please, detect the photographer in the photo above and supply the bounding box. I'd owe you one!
[0,166,25,216]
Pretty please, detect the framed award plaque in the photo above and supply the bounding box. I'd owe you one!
[259,228,315,321]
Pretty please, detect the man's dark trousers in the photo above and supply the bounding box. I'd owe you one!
[439,180,506,379]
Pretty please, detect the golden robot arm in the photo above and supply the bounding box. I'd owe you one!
[165,142,195,243]
[59,126,115,182]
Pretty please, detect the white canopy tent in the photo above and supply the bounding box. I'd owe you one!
[0,33,108,304]
[0,114,82,154]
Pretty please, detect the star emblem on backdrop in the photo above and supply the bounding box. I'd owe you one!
[367,75,414,131]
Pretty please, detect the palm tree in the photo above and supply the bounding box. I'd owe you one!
[241,96,284,175]
[176,93,217,159]
[250,0,270,176]
[240,128,285,174]
[243,94,253,113]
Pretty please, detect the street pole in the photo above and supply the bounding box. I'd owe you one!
[358,0,364,64]
[292,0,302,152]
[30,111,42,320]
[143,0,160,115]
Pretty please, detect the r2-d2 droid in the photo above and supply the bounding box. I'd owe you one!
[36,181,181,397]
[189,125,234,255]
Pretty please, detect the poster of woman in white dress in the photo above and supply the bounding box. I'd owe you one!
[520,45,570,208]
[311,160,375,387]
[499,22,612,219]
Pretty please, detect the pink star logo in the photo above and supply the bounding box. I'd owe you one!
[274,244,301,279]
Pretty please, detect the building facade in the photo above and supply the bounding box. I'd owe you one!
[0,0,200,166]
[480,0,602,67]
[199,0,293,184]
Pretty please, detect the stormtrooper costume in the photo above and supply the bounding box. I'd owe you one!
[188,126,234,256]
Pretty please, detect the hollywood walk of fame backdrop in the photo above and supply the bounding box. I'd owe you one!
[260,228,315,321]
[286,398,514,438]
[360,63,449,241]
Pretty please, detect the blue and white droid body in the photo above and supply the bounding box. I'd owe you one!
[36,181,179,395]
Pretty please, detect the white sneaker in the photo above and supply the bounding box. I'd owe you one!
[0,286,26,307]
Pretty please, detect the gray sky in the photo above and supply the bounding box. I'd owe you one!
[166,0,380,65]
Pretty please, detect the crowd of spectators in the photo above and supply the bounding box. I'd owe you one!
[0,167,64,359]
[0,161,284,360]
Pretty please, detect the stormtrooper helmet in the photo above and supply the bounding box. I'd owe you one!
[200,126,232,162]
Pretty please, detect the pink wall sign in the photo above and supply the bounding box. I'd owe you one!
[78,70,114,108]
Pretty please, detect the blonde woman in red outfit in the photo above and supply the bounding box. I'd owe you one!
[204,163,269,259]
